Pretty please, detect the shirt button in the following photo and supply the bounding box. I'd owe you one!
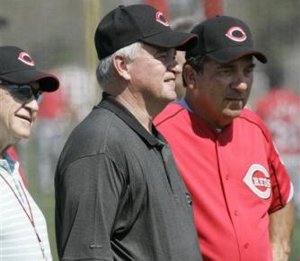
[185,192,192,206]
[225,175,229,180]
[244,243,249,249]
[234,210,239,216]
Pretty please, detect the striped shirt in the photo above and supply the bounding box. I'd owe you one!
[0,153,52,261]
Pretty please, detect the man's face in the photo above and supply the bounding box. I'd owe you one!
[126,44,181,115]
[0,81,40,147]
[187,56,254,128]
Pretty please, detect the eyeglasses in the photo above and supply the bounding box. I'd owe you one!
[0,80,42,102]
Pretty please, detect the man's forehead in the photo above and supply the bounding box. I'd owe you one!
[215,55,254,67]
[142,44,176,57]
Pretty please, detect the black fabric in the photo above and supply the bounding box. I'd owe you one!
[0,46,59,91]
[185,15,267,64]
[94,4,198,60]
[55,93,202,261]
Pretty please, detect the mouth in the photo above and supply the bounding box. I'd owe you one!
[226,96,245,101]
[17,115,32,124]
[164,78,175,83]
[226,98,245,110]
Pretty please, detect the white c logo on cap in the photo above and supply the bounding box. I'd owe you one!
[18,52,35,66]
[225,26,247,42]
[156,11,169,27]
[243,164,271,199]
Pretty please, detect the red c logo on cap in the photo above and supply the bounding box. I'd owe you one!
[156,11,169,27]
[225,26,247,42]
[18,52,35,66]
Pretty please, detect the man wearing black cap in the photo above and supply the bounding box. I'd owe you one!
[155,16,295,261]
[0,46,59,260]
[55,4,201,261]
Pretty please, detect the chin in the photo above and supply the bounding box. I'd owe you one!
[227,110,242,119]
[15,130,31,140]
[168,90,178,100]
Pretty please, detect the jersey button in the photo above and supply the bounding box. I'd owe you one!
[234,210,239,216]
[225,174,229,180]
[244,243,249,249]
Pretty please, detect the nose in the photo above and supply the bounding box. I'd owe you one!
[230,73,249,92]
[168,60,181,75]
[234,81,248,92]
[24,98,39,113]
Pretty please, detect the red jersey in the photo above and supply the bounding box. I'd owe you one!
[154,102,293,261]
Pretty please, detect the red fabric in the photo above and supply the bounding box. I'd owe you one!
[155,103,292,261]
[255,88,300,155]
[38,87,67,119]
[6,147,28,188]
[145,0,169,19]
[203,0,223,18]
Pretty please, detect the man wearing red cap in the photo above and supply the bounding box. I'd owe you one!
[0,46,59,260]
[155,16,294,261]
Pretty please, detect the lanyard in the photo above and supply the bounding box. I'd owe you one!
[0,173,47,260]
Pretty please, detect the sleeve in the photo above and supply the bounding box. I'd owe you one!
[55,153,125,261]
[268,138,294,213]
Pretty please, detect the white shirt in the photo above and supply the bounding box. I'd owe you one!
[0,153,52,261]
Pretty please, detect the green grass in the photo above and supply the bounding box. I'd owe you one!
[291,217,300,261]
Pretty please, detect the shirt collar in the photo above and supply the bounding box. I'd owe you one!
[97,92,167,148]
[0,151,18,174]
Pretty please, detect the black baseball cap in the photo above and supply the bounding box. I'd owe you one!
[95,4,198,60]
[186,15,267,63]
[0,46,59,91]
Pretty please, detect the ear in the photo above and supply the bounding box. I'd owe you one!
[113,55,131,81]
[183,64,199,90]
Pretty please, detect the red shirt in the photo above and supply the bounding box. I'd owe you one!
[154,102,292,261]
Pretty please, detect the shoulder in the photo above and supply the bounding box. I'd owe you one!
[154,102,187,127]
[57,106,145,173]
[239,108,272,141]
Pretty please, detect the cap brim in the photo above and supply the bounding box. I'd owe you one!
[208,46,267,64]
[0,69,59,92]
[142,31,198,51]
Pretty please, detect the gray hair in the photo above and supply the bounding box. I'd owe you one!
[96,42,143,90]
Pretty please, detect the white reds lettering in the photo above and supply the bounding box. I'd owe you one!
[252,177,271,188]
[243,164,271,199]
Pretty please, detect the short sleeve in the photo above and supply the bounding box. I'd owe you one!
[268,140,293,213]
[55,153,124,260]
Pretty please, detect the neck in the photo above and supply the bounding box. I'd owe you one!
[116,92,153,133]
[185,96,227,129]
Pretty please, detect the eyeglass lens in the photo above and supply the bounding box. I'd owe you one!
[5,84,42,102]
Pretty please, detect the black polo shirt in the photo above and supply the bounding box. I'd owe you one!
[55,93,201,261]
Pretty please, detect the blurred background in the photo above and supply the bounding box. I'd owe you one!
[0,0,299,260]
